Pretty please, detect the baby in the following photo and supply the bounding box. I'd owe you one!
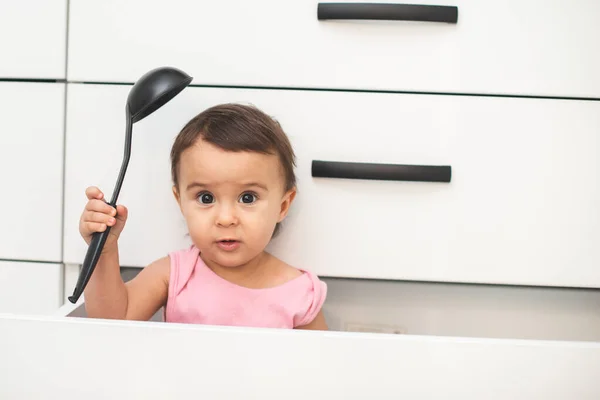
[79,103,328,330]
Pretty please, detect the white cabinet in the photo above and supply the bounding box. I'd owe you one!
[0,1,67,79]
[63,84,600,288]
[0,261,61,315]
[0,82,65,262]
[67,0,600,98]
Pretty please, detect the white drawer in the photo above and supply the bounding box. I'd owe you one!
[63,84,600,288]
[0,1,66,79]
[67,0,600,98]
[0,261,61,315]
[0,83,65,262]
[3,315,600,399]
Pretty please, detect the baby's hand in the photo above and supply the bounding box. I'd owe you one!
[79,186,128,251]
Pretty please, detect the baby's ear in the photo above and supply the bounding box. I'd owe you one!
[172,185,181,204]
[278,187,297,222]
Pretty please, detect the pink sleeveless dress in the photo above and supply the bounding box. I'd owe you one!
[164,246,327,329]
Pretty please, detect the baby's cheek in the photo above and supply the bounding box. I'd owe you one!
[246,211,277,242]
[188,215,211,243]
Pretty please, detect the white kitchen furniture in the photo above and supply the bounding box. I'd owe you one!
[2,0,600,348]
[0,1,67,316]
[63,84,600,288]
[0,82,65,263]
[0,261,61,314]
[0,0,67,79]
[67,0,600,98]
[1,312,599,399]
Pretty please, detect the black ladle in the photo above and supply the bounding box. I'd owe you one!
[68,66,193,304]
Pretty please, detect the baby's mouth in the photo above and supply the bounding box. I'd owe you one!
[216,239,241,251]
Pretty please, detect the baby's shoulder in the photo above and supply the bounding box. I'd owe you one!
[267,256,327,327]
[266,255,316,288]
[270,260,304,284]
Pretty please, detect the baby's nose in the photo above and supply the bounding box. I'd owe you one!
[215,206,238,227]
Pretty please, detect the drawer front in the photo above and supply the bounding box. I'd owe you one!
[63,84,600,288]
[0,261,61,315]
[0,83,65,262]
[0,1,66,79]
[67,0,600,98]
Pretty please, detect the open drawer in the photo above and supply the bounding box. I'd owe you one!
[2,313,600,398]
[63,84,600,288]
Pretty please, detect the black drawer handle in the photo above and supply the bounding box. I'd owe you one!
[312,160,451,183]
[317,3,458,23]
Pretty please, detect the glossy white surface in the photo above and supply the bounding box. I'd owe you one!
[63,84,600,287]
[1,314,599,399]
[67,0,600,97]
[0,0,67,79]
[0,262,62,315]
[0,82,65,262]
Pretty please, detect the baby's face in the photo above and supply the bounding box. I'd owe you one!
[173,139,295,269]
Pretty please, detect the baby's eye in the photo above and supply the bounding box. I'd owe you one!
[197,192,215,204]
[239,192,257,204]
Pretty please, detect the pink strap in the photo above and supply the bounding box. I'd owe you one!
[165,246,199,319]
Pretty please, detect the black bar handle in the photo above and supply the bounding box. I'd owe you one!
[317,3,458,23]
[312,160,451,183]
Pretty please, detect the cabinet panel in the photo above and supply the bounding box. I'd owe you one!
[0,82,65,262]
[0,1,67,79]
[0,261,61,315]
[68,0,600,98]
[63,84,600,288]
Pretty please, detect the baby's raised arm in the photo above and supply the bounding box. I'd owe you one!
[79,186,169,320]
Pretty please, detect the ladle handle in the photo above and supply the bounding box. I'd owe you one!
[67,216,113,304]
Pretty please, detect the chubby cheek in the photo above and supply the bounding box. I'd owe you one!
[187,218,211,247]
[180,204,211,246]
[242,210,279,247]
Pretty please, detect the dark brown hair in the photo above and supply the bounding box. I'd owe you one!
[170,103,297,236]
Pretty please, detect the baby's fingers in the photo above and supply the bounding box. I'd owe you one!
[114,205,128,222]
[85,199,116,216]
[84,210,116,226]
[82,221,109,234]
[85,186,104,201]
